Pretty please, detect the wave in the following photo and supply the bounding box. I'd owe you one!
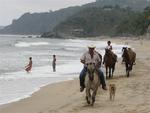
[0,61,80,106]
[15,41,49,47]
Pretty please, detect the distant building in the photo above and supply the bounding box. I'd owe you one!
[71,29,84,36]
[73,29,84,32]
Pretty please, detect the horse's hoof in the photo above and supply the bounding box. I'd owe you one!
[87,101,90,104]
[80,87,84,92]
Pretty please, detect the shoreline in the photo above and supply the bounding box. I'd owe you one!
[0,37,150,113]
[0,79,80,113]
[0,77,74,106]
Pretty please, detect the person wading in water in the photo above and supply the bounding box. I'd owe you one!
[25,57,32,73]
[52,55,56,72]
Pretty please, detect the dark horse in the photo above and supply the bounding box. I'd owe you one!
[103,49,117,78]
[122,47,136,77]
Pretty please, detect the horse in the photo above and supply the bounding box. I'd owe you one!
[85,63,100,106]
[103,49,117,78]
[122,47,136,77]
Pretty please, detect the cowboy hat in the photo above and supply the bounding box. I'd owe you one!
[88,44,96,48]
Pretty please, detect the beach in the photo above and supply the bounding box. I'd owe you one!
[0,37,150,113]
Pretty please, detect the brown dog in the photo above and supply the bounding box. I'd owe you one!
[109,84,116,101]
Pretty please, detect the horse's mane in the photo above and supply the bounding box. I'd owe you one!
[86,63,99,81]
[105,49,116,62]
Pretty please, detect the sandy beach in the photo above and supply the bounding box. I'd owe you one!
[0,37,150,113]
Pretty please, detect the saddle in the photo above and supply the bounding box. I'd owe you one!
[104,50,117,63]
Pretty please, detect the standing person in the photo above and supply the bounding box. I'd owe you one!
[79,45,107,92]
[52,55,56,72]
[25,57,32,73]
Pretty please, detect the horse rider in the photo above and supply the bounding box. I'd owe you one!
[79,44,107,92]
[106,40,112,50]
[103,41,117,64]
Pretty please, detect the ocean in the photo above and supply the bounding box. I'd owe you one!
[0,35,126,105]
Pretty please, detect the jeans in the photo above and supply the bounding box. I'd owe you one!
[79,66,106,88]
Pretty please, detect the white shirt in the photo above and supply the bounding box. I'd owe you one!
[106,45,112,50]
[80,51,101,66]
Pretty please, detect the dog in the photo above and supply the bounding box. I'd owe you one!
[109,84,116,101]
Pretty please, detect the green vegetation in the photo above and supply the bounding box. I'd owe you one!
[53,7,132,37]
[116,7,150,36]
[52,6,150,37]
[95,0,150,11]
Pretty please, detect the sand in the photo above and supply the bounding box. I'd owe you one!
[0,37,150,113]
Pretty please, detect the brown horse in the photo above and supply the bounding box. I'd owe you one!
[103,49,117,78]
[122,47,136,77]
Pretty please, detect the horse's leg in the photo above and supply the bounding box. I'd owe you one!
[106,66,108,79]
[112,67,114,78]
[86,88,90,104]
[130,63,133,70]
[109,67,111,78]
[125,63,129,77]
[112,64,115,78]
[91,87,98,106]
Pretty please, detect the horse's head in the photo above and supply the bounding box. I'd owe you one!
[122,47,127,51]
[122,47,128,57]
[86,63,96,81]
[122,47,131,63]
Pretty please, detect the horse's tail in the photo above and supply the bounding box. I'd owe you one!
[133,52,136,63]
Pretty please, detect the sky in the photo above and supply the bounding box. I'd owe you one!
[0,0,95,26]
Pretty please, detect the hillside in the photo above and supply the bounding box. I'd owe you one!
[116,7,150,36]
[44,6,138,37]
[0,26,4,30]
[95,0,150,11]
[0,7,81,35]
[43,6,150,38]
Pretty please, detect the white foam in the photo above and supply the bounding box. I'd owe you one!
[15,42,49,47]
[0,61,81,105]
[0,78,71,105]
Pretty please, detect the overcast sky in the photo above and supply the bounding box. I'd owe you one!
[0,0,95,26]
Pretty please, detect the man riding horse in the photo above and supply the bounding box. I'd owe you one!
[79,44,107,92]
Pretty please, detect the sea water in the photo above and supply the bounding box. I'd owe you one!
[0,35,127,105]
